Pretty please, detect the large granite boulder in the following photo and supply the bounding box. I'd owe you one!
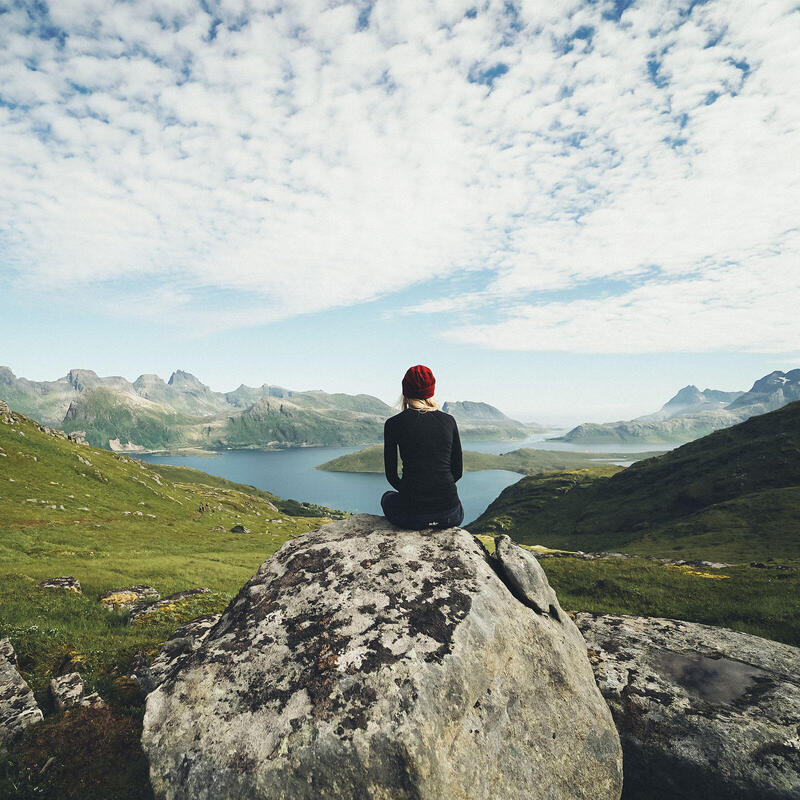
[576,613,800,799]
[1,638,43,748]
[142,515,622,800]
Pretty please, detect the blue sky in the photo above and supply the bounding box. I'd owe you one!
[1,0,799,424]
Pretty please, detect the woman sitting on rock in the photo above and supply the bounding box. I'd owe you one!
[381,365,464,529]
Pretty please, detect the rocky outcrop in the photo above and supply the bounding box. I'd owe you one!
[142,515,622,800]
[1,638,43,748]
[37,576,81,593]
[576,613,800,799]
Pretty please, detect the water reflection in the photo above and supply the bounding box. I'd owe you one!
[655,650,767,705]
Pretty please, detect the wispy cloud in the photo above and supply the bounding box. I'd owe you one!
[1,0,798,352]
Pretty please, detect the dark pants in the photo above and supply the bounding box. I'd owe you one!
[381,491,464,530]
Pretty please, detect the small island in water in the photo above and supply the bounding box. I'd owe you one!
[316,444,665,475]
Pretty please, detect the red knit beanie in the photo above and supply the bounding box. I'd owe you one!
[402,365,436,399]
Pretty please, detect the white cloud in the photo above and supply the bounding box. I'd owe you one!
[0,0,798,352]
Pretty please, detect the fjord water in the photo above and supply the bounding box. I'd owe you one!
[138,446,520,524]
[138,435,673,524]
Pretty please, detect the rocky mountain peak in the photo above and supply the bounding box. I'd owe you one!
[748,370,798,394]
[442,400,509,420]
[66,369,100,392]
[664,385,703,406]
[167,370,208,391]
[134,374,167,390]
[727,369,800,410]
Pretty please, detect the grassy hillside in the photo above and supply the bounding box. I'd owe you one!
[61,388,195,450]
[220,398,385,448]
[316,444,661,474]
[470,401,800,561]
[0,404,343,798]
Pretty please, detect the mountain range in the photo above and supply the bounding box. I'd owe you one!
[0,367,537,451]
[557,369,800,444]
[471,399,800,561]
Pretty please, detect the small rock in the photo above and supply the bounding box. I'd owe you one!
[229,524,251,533]
[37,577,81,593]
[210,526,225,532]
[100,585,160,611]
[49,672,106,712]
[80,692,106,709]
[494,534,562,619]
[129,588,212,623]
[49,672,85,712]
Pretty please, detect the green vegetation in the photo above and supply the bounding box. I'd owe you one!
[0,407,341,799]
[545,556,800,647]
[220,398,385,448]
[317,444,660,474]
[473,537,800,647]
[470,401,800,562]
[62,388,192,450]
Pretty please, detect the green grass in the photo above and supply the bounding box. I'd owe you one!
[316,444,660,474]
[0,409,340,799]
[539,557,800,646]
[474,535,800,648]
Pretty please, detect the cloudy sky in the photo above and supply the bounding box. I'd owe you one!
[2,0,798,422]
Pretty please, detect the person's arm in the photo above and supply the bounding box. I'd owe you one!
[384,419,402,491]
[450,420,463,482]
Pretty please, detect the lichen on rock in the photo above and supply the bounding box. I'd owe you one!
[142,514,622,800]
[577,613,800,800]
[1,638,43,748]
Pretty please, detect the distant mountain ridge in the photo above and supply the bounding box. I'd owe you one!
[0,367,536,451]
[558,370,800,444]
[471,399,800,561]
[441,400,545,437]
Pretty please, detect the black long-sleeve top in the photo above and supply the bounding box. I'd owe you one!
[383,409,463,512]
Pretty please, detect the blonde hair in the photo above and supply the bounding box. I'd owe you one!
[401,395,440,412]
